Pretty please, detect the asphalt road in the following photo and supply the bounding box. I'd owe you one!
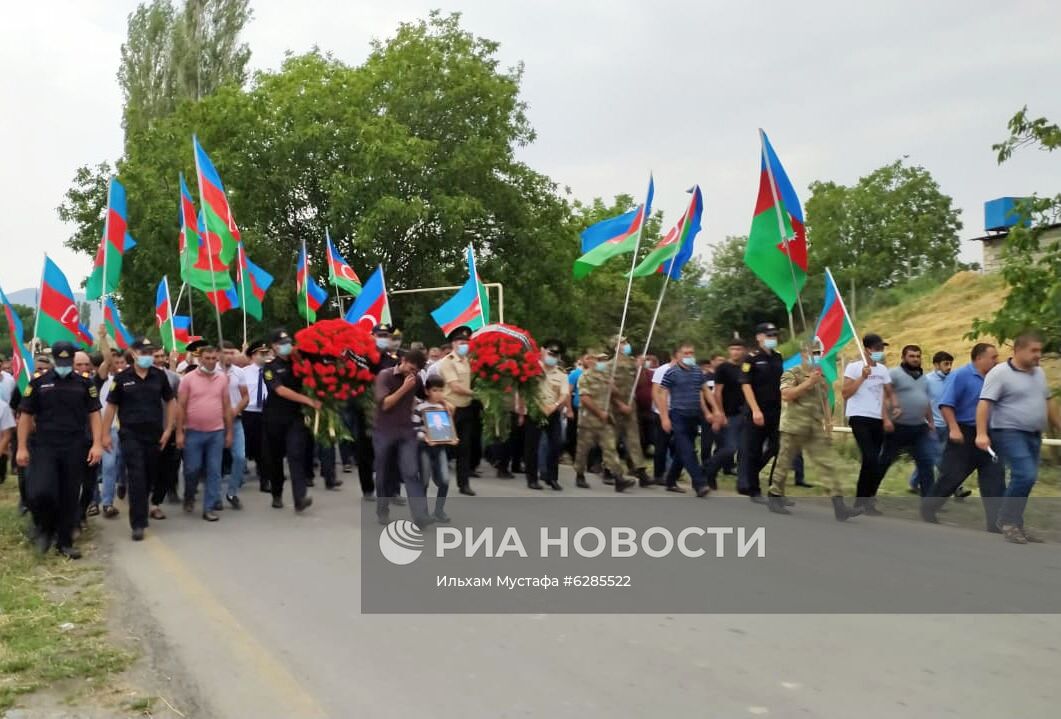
[98,467,1061,719]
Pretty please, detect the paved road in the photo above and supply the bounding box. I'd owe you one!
[98,468,1061,719]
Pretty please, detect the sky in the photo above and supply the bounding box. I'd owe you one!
[2,0,1059,295]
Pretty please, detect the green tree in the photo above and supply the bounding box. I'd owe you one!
[805,159,963,291]
[970,108,1061,350]
[0,304,36,357]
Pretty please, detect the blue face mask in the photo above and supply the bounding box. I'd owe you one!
[595,361,608,372]
[870,351,885,363]
[136,355,154,369]
[621,343,632,356]
[456,344,470,357]
[810,355,822,366]
[54,366,73,378]
[681,356,697,367]
[544,356,558,368]
[375,337,390,351]
[276,342,293,357]
[763,338,778,350]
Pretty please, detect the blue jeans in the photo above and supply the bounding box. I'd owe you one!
[419,444,450,516]
[101,426,124,506]
[909,426,947,489]
[374,433,429,522]
[881,423,938,497]
[669,412,707,491]
[704,413,743,484]
[222,419,246,498]
[183,429,225,513]
[994,429,1041,528]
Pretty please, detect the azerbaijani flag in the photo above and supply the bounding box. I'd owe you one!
[39,256,93,348]
[237,243,273,321]
[574,175,654,279]
[103,298,134,350]
[191,209,240,314]
[172,316,200,349]
[193,135,241,267]
[155,276,177,352]
[179,172,231,292]
[430,245,490,335]
[813,268,857,404]
[0,285,33,393]
[631,185,703,279]
[744,130,808,309]
[86,177,137,300]
[296,242,327,324]
[205,285,241,314]
[344,265,391,331]
[326,230,362,296]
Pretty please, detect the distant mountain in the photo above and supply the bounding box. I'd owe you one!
[4,288,104,328]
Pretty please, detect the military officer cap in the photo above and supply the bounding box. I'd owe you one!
[51,341,76,367]
[34,352,52,366]
[542,338,565,356]
[245,338,269,357]
[268,329,292,345]
[754,322,780,337]
[130,337,155,352]
[447,325,472,342]
[186,339,208,354]
[372,323,395,337]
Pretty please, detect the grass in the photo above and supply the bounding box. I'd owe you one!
[0,480,134,712]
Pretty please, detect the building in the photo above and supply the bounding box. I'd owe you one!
[973,197,1061,273]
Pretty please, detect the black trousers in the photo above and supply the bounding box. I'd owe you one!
[262,415,310,503]
[242,411,264,476]
[565,411,579,458]
[849,416,885,497]
[120,433,161,530]
[350,404,376,496]
[79,457,96,518]
[652,414,671,480]
[157,437,180,503]
[454,406,476,489]
[497,412,525,472]
[924,424,1006,530]
[738,411,780,497]
[470,401,484,470]
[27,438,85,547]
[537,413,563,485]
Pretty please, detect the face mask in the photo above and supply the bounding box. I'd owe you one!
[870,351,885,363]
[810,355,822,366]
[544,356,558,368]
[54,366,73,378]
[681,356,697,367]
[276,343,293,357]
[375,337,390,351]
[763,338,778,350]
[456,344,470,357]
[595,362,608,372]
[621,343,632,356]
[136,355,154,369]
[199,364,216,374]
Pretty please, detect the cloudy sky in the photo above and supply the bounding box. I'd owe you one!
[2,0,1059,294]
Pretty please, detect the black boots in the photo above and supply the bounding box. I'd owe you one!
[635,469,654,488]
[832,496,863,521]
[575,473,590,489]
[767,494,791,514]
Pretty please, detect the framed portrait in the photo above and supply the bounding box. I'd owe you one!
[423,408,458,445]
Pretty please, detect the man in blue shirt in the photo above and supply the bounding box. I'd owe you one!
[658,341,713,498]
[921,343,1003,530]
[908,351,954,493]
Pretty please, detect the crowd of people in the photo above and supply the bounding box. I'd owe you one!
[0,318,1057,558]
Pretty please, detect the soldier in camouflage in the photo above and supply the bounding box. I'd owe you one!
[766,341,863,521]
[574,349,635,492]
[607,334,654,488]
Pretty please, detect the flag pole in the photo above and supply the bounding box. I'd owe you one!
[173,281,187,316]
[187,284,195,336]
[826,267,867,364]
[328,230,346,317]
[302,238,311,327]
[604,174,652,415]
[759,129,808,336]
[32,253,46,343]
[100,178,113,315]
[237,243,248,348]
[471,244,487,326]
[628,269,672,404]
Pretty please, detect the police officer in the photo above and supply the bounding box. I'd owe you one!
[16,342,103,558]
[100,338,177,540]
[241,338,269,491]
[438,326,477,495]
[608,334,654,488]
[738,322,784,503]
[574,349,635,492]
[766,342,863,520]
[521,339,570,490]
[261,329,319,512]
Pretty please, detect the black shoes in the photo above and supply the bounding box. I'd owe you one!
[295,496,314,513]
[226,495,242,510]
[575,473,590,489]
[666,485,687,494]
[212,501,224,512]
[832,496,863,521]
[117,484,127,500]
[131,527,145,541]
[696,487,711,498]
[614,477,635,493]
[794,480,815,488]
[601,472,616,486]
[767,494,791,514]
[391,496,407,506]
[56,545,82,560]
[34,530,55,555]
[325,480,344,490]
[433,511,451,524]
[635,469,654,488]
[259,481,271,493]
[183,498,195,514]
[546,480,563,491]
[459,486,477,496]
[527,481,544,490]
[342,464,353,474]
[202,512,219,522]
[271,497,284,509]
[497,469,515,479]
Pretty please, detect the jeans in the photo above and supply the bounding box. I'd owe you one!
[880,423,937,497]
[994,429,1042,528]
[704,413,743,485]
[101,426,124,506]
[183,429,224,513]
[419,444,449,516]
[849,416,885,498]
[222,419,246,498]
[669,412,707,491]
[374,433,429,522]
[909,426,947,489]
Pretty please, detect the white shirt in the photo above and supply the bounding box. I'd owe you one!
[0,402,15,432]
[99,374,119,428]
[242,363,268,412]
[844,360,892,420]
[226,365,248,414]
[651,362,673,414]
[0,371,14,404]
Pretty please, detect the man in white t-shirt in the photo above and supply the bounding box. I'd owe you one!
[842,333,898,513]
[221,342,250,509]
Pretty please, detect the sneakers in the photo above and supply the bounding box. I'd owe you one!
[226,495,242,510]
[202,512,220,522]
[1001,525,1044,544]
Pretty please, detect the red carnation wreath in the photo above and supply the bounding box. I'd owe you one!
[292,318,380,446]
[468,323,544,441]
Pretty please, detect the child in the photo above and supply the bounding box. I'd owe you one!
[415,376,455,523]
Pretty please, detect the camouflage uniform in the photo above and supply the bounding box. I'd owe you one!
[769,363,845,497]
[574,366,626,479]
[610,353,648,472]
